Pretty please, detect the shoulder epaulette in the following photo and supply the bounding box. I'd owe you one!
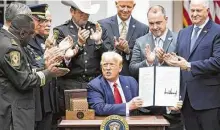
[64,20,71,25]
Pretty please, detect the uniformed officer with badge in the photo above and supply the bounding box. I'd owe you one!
[53,0,113,115]
[27,4,59,130]
[0,14,69,130]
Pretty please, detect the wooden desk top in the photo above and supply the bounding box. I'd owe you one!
[59,116,170,127]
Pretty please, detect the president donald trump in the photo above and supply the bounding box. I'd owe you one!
[87,51,143,116]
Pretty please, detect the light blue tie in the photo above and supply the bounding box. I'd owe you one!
[190,27,201,52]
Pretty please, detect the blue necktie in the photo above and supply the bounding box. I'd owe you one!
[190,27,200,52]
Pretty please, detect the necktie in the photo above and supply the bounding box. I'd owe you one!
[190,27,200,52]
[113,82,122,104]
[120,21,127,39]
[155,37,162,48]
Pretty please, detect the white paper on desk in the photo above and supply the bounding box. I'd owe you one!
[139,67,154,107]
[155,67,180,106]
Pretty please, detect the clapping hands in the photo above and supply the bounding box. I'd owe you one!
[114,37,130,54]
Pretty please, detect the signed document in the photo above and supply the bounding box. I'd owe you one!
[139,66,180,107]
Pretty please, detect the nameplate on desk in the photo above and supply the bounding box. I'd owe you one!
[66,110,95,120]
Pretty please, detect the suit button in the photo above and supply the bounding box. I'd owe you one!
[85,69,87,72]
[84,52,87,55]
[85,60,87,63]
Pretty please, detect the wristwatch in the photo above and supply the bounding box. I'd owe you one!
[186,62,191,71]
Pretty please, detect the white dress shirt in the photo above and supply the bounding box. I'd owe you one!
[191,18,209,39]
[153,28,168,48]
[117,15,131,35]
[107,78,126,103]
[107,78,129,116]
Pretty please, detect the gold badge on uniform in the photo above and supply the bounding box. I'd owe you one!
[9,51,20,67]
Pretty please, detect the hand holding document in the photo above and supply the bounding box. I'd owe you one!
[168,100,183,111]
[139,66,180,107]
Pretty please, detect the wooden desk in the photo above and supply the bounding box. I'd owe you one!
[58,116,169,130]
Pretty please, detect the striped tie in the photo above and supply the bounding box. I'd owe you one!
[120,21,127,39]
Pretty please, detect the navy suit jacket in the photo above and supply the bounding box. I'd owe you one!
[177,20,220,110]
[87,75,138,116]
[98,15,149,76]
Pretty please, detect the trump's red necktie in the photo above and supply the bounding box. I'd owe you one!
[113,82,122,104]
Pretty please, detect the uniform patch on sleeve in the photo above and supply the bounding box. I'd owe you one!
[9,51,20,67]
[11,39,18,46]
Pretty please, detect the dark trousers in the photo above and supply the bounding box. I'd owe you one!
[35,112,53,130]
[182,93,220,130]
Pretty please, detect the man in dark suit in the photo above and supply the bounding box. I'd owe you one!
[129,5,183,130]
[164,0,220,130]
[87,51,143,116]
[98,0,149,76]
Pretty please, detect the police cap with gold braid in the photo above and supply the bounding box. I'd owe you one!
[29,4,48,20]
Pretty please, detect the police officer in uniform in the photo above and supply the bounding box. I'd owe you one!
[53,0,113,114]
[27,4,58,130]
[0,14,68,130]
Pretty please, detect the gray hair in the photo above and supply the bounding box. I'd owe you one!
[101,51,123,67]
[115,0,136,4]
[190,0,209,9]
[5,2,32,22]
[147,5,166,17]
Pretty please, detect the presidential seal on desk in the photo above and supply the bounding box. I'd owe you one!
[100,115,129,130]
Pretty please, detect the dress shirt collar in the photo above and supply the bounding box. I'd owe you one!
[107,78,121,88]
[193,18,209,30]
[117,15,131,27]
[153,28,168,42]
[2,25,9,31]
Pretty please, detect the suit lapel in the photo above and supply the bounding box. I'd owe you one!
[110,15,120,38]
[126,17,136,45]
[101,77,115,104]
[119,76,132,102]
[184,26,193,60]
[189,20,211,59]
[163,30,173,52]
[149,33,156,51]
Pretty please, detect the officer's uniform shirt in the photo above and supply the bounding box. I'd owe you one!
[0,27,49,130]
[54,19,112,81]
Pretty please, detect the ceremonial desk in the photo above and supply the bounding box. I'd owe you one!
[58,115,169,130]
